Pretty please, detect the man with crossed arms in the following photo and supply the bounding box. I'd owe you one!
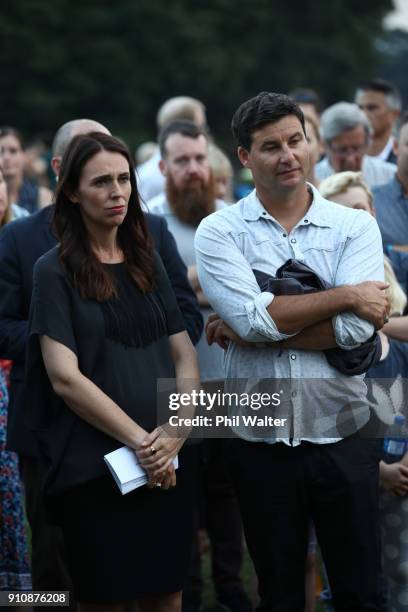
[195,92,389,611]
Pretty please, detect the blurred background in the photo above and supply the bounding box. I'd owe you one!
[0,0,406,159]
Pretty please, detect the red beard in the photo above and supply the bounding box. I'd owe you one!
[166,173,217,227]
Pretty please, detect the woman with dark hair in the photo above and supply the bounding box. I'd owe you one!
[0,126,52,213]
[25,132,199,611]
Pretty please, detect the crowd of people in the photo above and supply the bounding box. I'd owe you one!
[0,79,407,612]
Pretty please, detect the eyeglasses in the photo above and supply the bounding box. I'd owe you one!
[329,144,366,158]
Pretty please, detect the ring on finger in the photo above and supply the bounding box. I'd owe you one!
[150,445,157,456]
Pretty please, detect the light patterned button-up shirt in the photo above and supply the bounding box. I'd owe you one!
[194,184,384,444]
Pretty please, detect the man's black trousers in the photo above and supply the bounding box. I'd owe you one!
[226,435,383,612]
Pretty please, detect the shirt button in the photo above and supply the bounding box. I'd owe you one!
[291,391,297,398]
[304,219,309,223]
[290,354,296,360]
[262,212,267,216]
[282,233,287,238]
[291,238,297,244]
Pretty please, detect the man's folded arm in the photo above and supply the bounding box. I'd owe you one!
[196,213,388,348]
[332,213,384,350]
[266,287,354,335]
[195,219,346,343]
[281,320,337,350]
[195,219,300,342]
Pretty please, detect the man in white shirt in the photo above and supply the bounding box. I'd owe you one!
[195,91,389,611]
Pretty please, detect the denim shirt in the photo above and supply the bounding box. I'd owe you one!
[373,177,408,246]
[194,184,384,444]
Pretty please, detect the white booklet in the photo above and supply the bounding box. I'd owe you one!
[104,446,179,495]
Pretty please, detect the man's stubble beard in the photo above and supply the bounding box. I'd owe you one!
[166,173,217,227]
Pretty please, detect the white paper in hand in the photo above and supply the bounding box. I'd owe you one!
[104,446,179,495]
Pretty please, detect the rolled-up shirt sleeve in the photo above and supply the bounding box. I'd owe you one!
[333,212,384,349]
[195,216,296,342]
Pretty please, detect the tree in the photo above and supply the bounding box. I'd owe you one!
[0,0,392,151]
[376,28,408,108]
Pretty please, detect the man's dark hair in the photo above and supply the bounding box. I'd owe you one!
[159,120,207,158]
[231,92,305,151]
[356,79,402,111]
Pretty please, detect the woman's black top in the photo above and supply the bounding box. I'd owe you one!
[25,246,185,494]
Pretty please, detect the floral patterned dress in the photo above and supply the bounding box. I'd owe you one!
[0,361,31,590]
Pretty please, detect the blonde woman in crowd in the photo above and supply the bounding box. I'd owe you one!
[208,143,234,202]
[304,113,322,187]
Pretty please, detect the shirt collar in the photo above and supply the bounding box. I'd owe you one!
[242,183,333,228]
[377,136,395,162]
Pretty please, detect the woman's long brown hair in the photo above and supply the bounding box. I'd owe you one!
[53,132,154,300]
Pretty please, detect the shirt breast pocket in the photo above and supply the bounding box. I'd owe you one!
[251,233,288,268]
[238,231,285,260]
[300,239,344,285]
[302,237,343,253]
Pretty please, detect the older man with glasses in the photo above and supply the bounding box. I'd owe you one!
[316,101,396,189]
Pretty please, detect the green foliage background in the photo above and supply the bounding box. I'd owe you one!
[0,0,395,150]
